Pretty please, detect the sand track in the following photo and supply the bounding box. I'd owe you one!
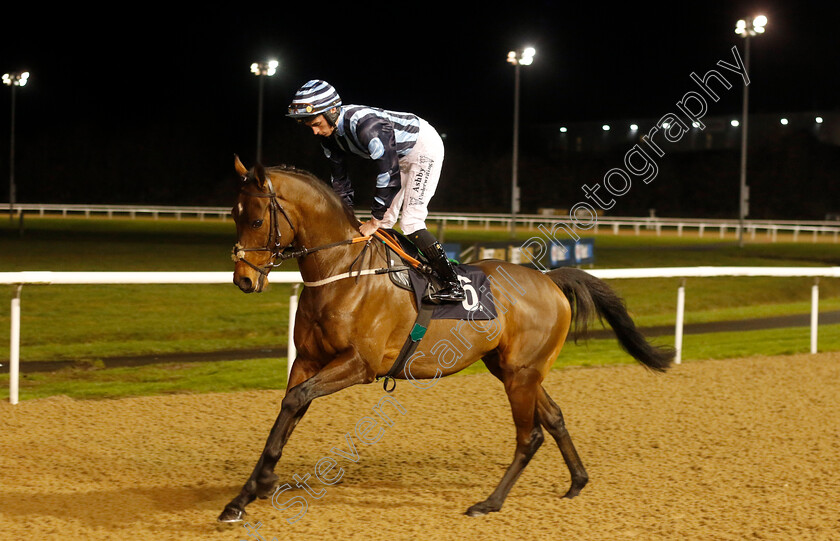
[1,352,838,540]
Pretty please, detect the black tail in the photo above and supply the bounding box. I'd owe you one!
[547,267,674,372]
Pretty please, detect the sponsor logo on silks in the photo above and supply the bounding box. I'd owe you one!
[411,166,431,202]
[412,171,424,191]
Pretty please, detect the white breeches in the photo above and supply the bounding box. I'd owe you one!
[379,119,444,235]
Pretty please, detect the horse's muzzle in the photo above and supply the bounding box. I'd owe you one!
[234,274,255,293]
[233,263,268,293]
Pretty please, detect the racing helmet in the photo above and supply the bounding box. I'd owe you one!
[287,80,342,124]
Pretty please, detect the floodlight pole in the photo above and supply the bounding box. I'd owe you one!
[738,36,750,248]
[507,47,534,239]
[251,60,278,165]
[4,71,28,220]
[734,15,765,248]
[511,61,521,239]
[9,82,16,220]
[256,74,266,164]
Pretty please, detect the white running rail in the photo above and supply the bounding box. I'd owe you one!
[2,266,839,404]
[8,204,840,242]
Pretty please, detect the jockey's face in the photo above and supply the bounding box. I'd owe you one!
[304,112,336,137]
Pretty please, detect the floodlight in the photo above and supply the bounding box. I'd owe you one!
[736,16,768,36]
[251,60,279,76]
[2,71,29,87]
[507,47,536,66]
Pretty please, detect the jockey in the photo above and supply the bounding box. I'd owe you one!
[287,79,465,303]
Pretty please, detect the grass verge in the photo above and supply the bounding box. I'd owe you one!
[4,323,838,401]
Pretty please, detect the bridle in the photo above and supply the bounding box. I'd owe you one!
[231,174,377,289]
[231,176,298,290]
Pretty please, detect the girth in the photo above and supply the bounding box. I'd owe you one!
[378,301,436,393]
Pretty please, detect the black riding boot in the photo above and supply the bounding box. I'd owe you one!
[408,229,466,303]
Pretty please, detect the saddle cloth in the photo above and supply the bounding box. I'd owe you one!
[380,231,497,321]
[408,265,497,320]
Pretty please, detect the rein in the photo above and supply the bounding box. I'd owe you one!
[233,177,419,288]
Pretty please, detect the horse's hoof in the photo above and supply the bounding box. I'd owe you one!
[562,487,582,499]
[465,501,498,517]
[217,505,246,523]
[563,477,588,499]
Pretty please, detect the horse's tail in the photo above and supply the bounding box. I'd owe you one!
[547,267,674,372]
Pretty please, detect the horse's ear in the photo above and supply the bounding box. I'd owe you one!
[253,163,268,190]
[234,154,248,177]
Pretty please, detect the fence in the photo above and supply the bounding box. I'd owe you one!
[9,204,840,242]
[3,266,840,405]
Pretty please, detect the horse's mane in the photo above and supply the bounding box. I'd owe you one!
[265,164,360,228]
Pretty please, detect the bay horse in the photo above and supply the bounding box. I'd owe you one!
[219,156,673,522]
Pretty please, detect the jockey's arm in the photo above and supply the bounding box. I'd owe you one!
[356,118,401,221]
[321,141,354,207]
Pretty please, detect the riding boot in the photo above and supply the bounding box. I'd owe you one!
[408,229,466,303]
[425,241,467,303]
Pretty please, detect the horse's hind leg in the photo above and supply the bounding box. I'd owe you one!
[536,386,589,498]
[466,366,544,517]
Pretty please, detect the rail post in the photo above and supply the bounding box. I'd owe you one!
[674,279,686,364]
[287,283,300,382]
[811,278,819,354]
[9,285,22,404]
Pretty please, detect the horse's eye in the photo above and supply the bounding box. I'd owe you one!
[252,219,263,229]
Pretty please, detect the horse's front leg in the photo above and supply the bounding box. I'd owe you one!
[249,357,320,500]
[218,349,373,522]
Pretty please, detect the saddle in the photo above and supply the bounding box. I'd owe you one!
[377,229,438,298]
[377,228,497,321]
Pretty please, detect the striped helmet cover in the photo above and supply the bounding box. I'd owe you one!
[287,80,342,118]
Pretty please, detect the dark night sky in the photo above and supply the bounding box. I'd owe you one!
[1,1,838,205]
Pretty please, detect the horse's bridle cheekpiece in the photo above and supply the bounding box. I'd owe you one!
[231,175,297,290]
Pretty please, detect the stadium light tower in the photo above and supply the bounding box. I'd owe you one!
[250,60,278,164]
[507,47,535,238]
[734,15,767,247]
[3,71,29,219]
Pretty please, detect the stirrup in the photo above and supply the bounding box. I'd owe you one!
[429,282,466,303]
